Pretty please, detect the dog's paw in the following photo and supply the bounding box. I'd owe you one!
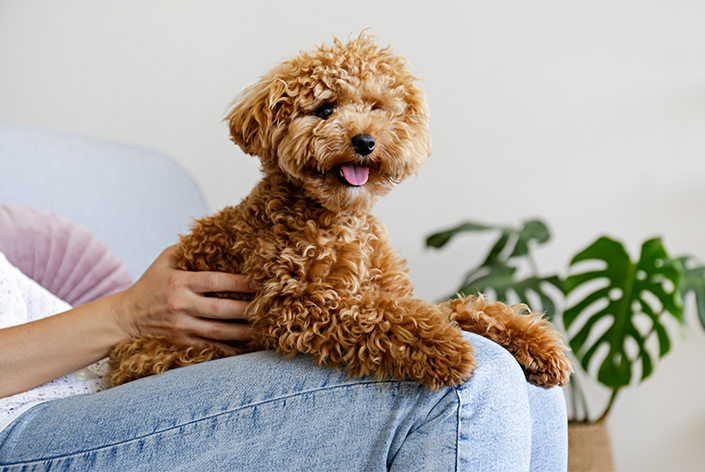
[516,341,573,388]
[407,336,477,391]
[423,348,477,391]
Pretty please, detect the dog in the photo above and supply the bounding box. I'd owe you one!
[108,34,572,390]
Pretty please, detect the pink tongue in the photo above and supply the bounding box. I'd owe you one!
[341,165,369,186]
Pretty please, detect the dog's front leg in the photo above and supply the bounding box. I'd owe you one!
[344,295,477,390]
[251,292,476,391]
[443,295,572,388]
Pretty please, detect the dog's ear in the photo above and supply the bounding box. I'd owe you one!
[225,75,290,159]
[406,89,432,159]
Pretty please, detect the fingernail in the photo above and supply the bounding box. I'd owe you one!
[249,281,260,291]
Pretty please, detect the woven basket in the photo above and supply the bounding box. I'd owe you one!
[568,422,615,472]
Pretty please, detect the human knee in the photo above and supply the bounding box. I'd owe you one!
[454,331,532,421]
[462,332,527,388]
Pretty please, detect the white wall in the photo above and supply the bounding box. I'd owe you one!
[1,1,704,470]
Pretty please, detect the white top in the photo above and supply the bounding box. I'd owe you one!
[0,252,108,432]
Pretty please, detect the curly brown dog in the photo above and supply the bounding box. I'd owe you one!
[108,34,572,390]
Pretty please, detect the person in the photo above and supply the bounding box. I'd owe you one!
[0,246,568,471]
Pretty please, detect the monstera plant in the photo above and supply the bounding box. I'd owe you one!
[427,219,705,424]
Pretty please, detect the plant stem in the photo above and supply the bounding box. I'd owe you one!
[568,380,584,422]
[573,375,589,422]
[597,388,620,423]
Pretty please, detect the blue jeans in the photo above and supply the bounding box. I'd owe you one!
[0,333,567,471]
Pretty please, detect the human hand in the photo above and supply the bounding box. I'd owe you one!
[112,245,258,355]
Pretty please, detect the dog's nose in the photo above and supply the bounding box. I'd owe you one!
[351,134,375,156]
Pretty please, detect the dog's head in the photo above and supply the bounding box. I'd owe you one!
[226,34,431,213]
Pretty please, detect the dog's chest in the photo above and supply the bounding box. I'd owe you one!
[243,214,379,289]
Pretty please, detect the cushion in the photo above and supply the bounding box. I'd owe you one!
[0,206,133,306]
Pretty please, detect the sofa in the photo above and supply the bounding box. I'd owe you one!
[0,119,208,281]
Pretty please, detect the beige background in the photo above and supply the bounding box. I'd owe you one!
[1,1,704,470]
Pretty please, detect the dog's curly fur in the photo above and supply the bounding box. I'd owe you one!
[108,34,572,390]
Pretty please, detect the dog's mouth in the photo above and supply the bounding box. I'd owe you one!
[337,164,370,187]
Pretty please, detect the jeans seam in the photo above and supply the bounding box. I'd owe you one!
[454,387,461,472]
[404,385,457,437]
[1,379,406,467]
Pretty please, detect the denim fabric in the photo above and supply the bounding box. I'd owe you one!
[0,333,567,471]
[528,383,569,471]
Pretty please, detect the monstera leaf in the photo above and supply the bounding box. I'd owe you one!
[426,221,494,249]
[429,216,705,423]
[563,237,684,394]
[427,219,563,318]
[677,256,705,329]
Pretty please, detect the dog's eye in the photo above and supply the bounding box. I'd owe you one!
[314,103,335,120]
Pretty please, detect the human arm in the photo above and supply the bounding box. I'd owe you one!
[0,245,257,399]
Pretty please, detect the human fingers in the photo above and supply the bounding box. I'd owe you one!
[112,246,259,340]
[185,271,259,295]
[164,314,253,347]
[188,317,253,343]
[190,295,252,322]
